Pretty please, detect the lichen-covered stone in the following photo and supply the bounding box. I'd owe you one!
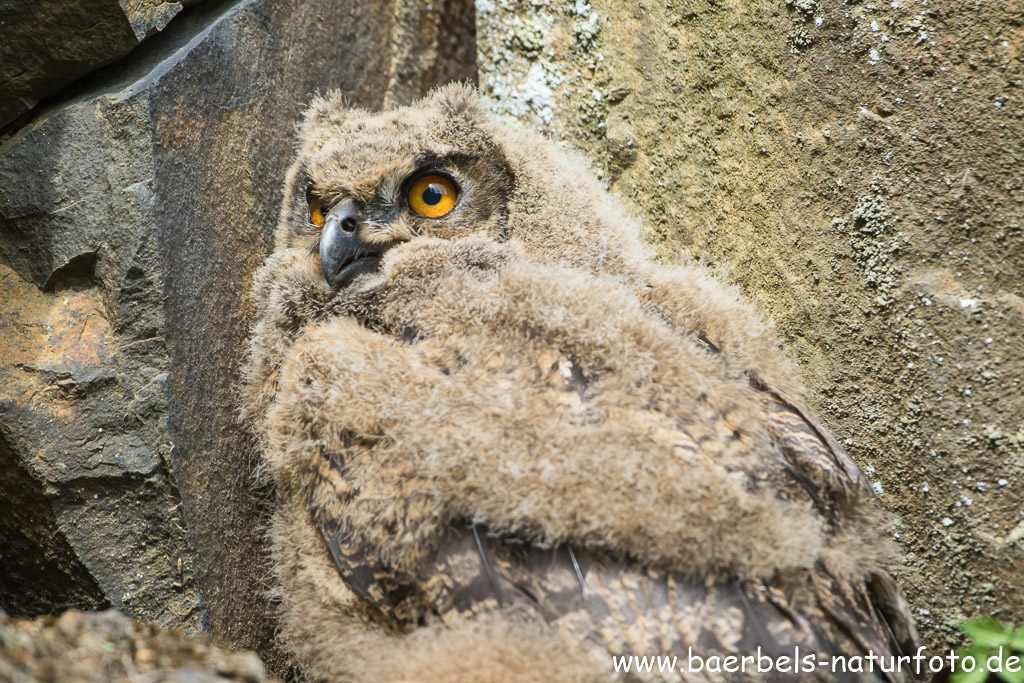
[0,609,274,683]
[477,0,1023,654]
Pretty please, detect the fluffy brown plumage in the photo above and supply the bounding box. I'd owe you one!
[242,84,920,681]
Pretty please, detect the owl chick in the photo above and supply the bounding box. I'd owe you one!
[242,84,920,682]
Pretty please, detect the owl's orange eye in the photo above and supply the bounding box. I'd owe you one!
[408,174,458,218]
[309,197,325,228]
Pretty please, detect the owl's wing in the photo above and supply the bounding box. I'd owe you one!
[300,294,918,678]
[748,369,873,517]
[724,363,921,668]
[650,275,874,516]
[314,511,920,682]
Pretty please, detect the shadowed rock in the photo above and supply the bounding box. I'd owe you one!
[0,0,476,672]
[0,0,206,129]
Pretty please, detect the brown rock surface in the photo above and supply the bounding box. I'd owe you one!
[477,0,1023,653]
[0,0,476,672]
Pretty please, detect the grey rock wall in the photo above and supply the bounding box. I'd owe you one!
[0,0,205,129]
[0,0,476,672]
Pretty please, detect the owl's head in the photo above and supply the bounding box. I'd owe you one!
[273,83,644,292]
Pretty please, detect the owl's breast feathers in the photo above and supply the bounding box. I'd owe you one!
[267,238,919,680]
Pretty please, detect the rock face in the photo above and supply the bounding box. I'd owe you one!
[0,0,476,672]
[0,261,188,624]
[0,0,205,129]
[4,0,1018,671]
[477,0,1023,652]
[0,609,274,682]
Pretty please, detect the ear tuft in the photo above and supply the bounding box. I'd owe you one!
[297,90,354,156]
[430,81,485,119]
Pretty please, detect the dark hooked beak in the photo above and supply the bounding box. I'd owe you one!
[319,199,382,289]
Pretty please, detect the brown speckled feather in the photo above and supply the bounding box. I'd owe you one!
[314,515,916,682]
[308,356,919,682]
